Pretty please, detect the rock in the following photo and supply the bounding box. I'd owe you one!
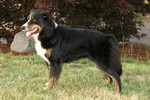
[0,37,7,44]
[10,31,35,53]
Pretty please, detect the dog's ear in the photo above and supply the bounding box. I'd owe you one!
[39,13,57,46]
[39,25,58,47]
[42,12,55,33]
[42,12,54,20]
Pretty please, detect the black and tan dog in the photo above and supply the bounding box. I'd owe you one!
[21,9,122,93]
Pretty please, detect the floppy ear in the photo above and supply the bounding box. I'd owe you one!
[39,12,57,47]
[42,12,54,20]
[39,26,58,48]
[42,12,55,31]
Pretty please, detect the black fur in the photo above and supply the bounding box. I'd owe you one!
[23,9,122,92]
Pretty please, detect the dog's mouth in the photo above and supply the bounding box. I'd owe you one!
[26,27,39,37]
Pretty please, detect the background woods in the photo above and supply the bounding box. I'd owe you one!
[0,0,149,42]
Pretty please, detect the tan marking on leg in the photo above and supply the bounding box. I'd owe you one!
[108,75,120,93]
[45,49,52,58]
[47,65,51,71]
[107,76,112,84]
[44,77,57,90]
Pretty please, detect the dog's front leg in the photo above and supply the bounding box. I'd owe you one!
[44,61,62,90]
[46,63,51,71]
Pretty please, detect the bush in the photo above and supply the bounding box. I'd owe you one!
[0,0,35,34]
[55,0,145,41]
[0,0,146,42]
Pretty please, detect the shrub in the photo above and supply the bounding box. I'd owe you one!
[0,0,146,42]
[0,0,35,34]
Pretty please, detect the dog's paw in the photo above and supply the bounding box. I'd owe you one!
[44,82,53,90]
[44,82,50,90]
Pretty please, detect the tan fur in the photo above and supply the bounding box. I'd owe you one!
[45,49,52,59]
[44,77,57,89]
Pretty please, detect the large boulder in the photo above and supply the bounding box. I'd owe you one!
[11,31,35,53]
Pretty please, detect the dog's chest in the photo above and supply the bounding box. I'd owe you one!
[34,41,50,65]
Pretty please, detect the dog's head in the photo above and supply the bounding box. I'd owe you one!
[21,9,57,38]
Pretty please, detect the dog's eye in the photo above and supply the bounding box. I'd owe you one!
[31,16,34,19]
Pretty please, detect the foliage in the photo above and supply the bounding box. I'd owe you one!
[0,0,35,34]
[0,0,148,42]
[55,0,146,41]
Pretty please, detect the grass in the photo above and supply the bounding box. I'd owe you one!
[0,52,150,100]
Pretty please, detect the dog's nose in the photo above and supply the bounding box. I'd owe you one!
[20,25,25,30]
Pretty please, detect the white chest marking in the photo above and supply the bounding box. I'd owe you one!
[34,41,50,65]
[32,34,50,65]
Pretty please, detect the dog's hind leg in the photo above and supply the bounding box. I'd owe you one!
[92,57,121,93]
[44,61,62,89]
[108,35,122,77]
[106,75,112,84]
[105,68,121,93]
[106,60,122,85]
[99,61,121,93]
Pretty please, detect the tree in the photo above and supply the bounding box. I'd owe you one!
[0,0,146,42]
[0,0,35,35]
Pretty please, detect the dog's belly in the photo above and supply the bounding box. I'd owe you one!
[35,41,50,65]
[61,49,88,63]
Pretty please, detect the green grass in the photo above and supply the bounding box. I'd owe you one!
[0,53,150,100]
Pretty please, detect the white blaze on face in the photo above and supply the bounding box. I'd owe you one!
[21,15,32,37]
[22,19,30,29]
[22,15,31,29]
[21,15,41,37]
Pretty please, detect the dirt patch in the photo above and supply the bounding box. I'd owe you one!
[0,44,31,55]
[0,44,11,53]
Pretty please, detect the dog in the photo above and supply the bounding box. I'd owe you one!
[21,9,122,93]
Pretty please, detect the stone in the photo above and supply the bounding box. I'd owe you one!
[0,37,7,44]
[10,31,35,53]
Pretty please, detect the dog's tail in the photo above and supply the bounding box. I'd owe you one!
[106,34,122,76]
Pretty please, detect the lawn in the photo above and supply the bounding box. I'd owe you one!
[0,52,150,100]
